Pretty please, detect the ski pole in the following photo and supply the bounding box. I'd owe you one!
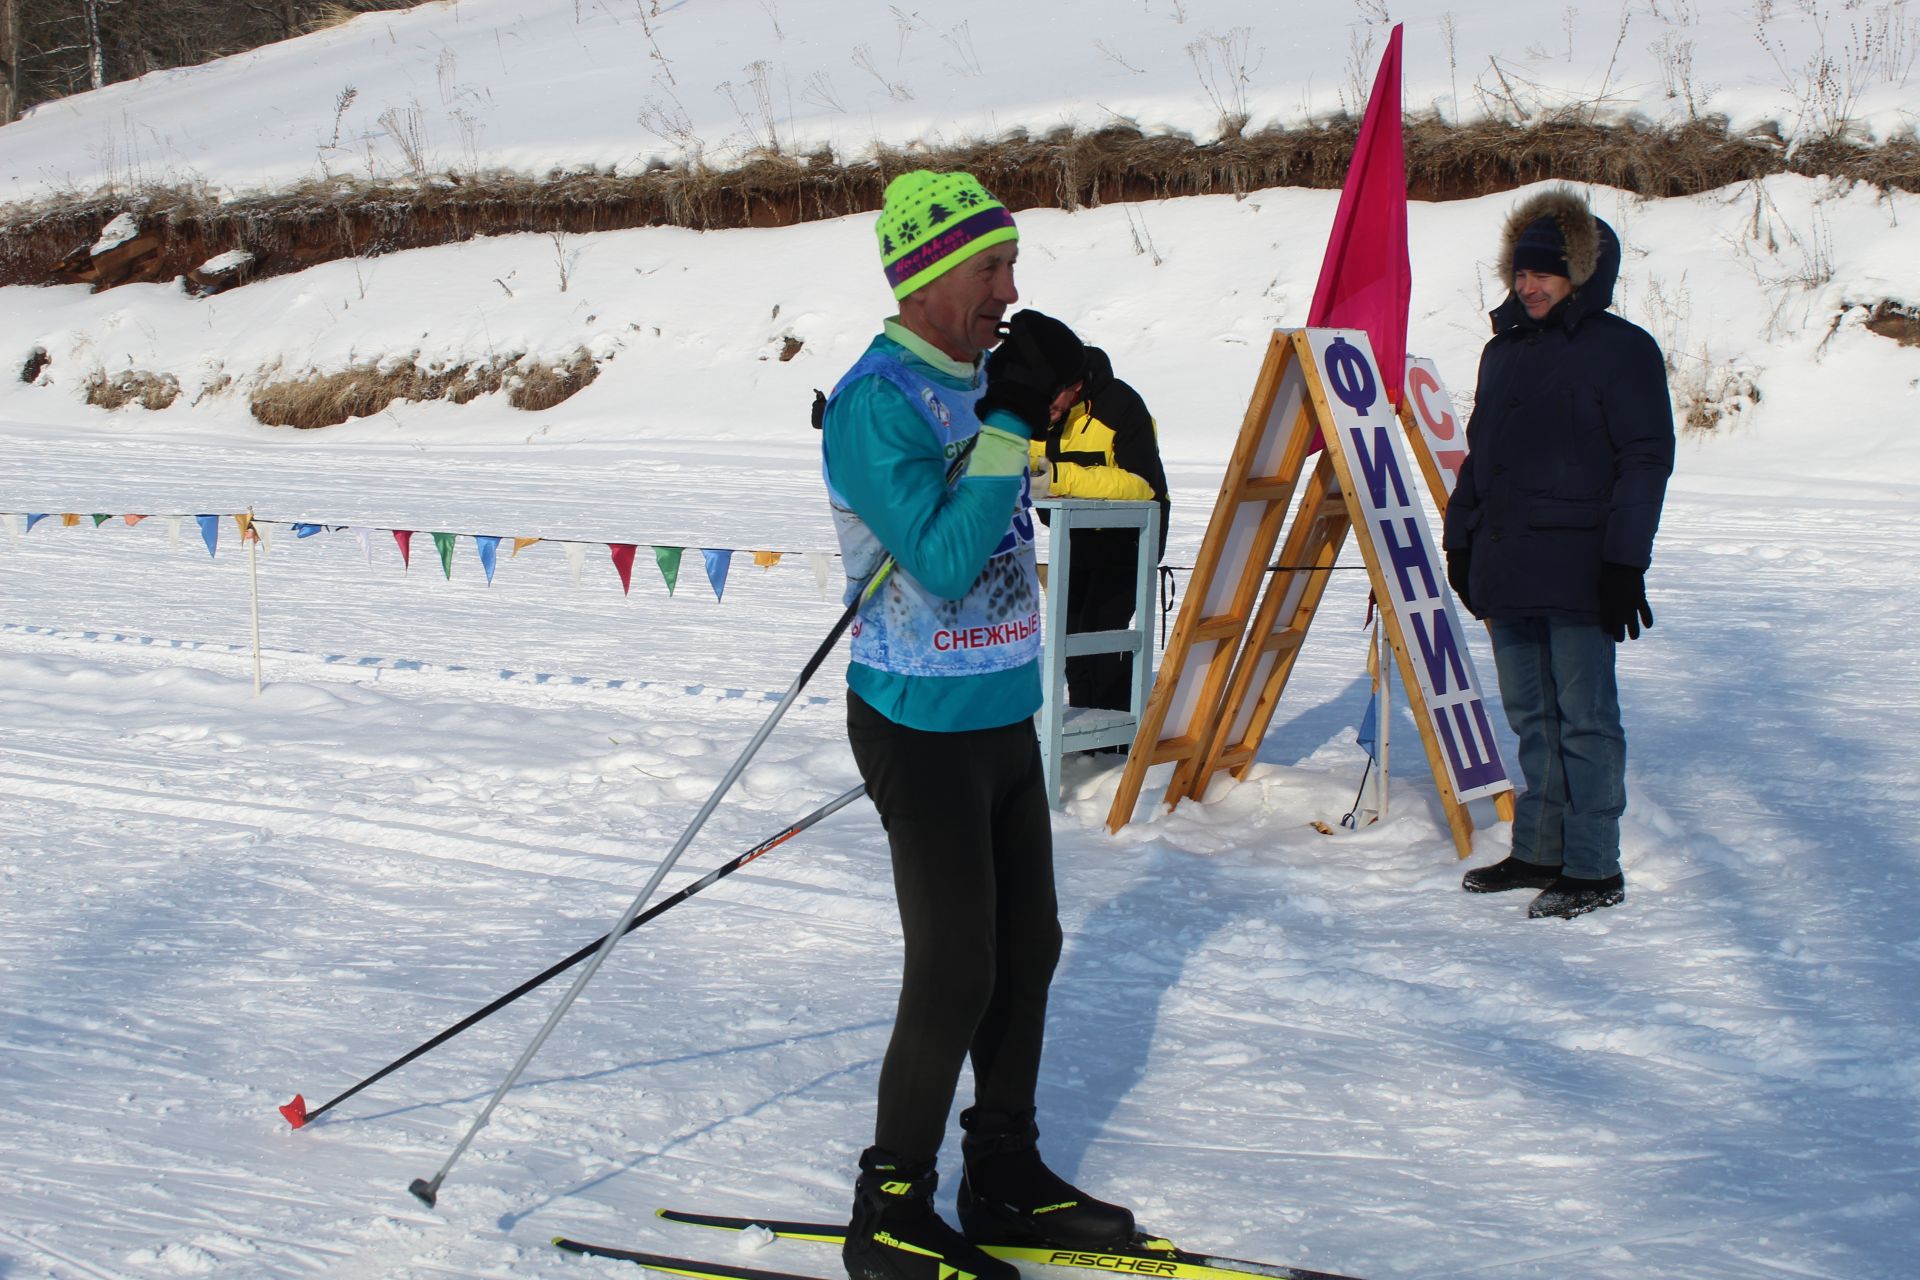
[279,784,866,1130]
[405,441,972,1206]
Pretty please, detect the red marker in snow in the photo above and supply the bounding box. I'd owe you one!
[279,1094,308,1128]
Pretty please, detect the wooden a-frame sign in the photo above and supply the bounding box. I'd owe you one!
[1107,328,1514,855]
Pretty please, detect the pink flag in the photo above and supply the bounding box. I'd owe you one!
[1307,23,1409,411]
[393,528,413,569]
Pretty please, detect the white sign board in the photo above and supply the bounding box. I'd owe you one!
[1403,355,1468,497]
[1309,330,1510,804]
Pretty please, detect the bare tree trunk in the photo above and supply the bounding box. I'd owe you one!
[0,0,18,124]
[84,0,106,91]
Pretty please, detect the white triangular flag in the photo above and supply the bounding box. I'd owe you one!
[165,515,182,547]
[562,541,586,583]
[805,551,834,601]
[352,527,373,565]
[0,513,19,545]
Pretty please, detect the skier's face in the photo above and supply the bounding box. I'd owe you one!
[901,243,1019,362]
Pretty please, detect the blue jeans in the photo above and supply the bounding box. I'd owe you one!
[1489,616,1626,879]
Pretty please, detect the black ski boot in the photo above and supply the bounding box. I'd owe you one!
[1528,872,1626,919]
[843,1147,1017,1280]
[955,1107,1134,1249]
[1462,855,1560,893]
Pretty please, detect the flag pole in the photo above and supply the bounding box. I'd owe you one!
[246,507,264,696]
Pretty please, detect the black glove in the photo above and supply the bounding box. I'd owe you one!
[1445,548,1474,615]
[1598,562,1653,642]
[976,309,1086,434]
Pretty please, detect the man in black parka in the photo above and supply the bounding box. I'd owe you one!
[1443,187,1674,920]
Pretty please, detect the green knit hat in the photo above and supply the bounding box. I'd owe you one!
[876,170,1018,300]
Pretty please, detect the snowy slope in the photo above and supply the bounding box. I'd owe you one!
[1,0,1916,203]
[4,2,1920,1280]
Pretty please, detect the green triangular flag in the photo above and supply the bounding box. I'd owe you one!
[91,513,111,526]
[433,531,456,580]
[653,545,683,596]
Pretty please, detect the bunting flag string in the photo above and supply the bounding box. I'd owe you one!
[2,505,857,605]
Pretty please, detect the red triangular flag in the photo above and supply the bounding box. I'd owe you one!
[1307,24,1409,414]
[393,528,413,569]
[280,1093,308,1129]
[609,542,637,594]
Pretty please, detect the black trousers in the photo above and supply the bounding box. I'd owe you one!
[847,691,1062,1164]
[1063,527,1144,711]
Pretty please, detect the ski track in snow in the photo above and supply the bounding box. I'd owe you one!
[3,437,1917,1280]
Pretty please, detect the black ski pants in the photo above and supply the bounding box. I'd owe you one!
[1062,527,1145,712]
[846,691,1062,1165]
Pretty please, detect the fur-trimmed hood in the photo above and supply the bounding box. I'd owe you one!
[1490,187,1621,334]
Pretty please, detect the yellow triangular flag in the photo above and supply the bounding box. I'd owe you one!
[754,550,783,570]
[512,536,542,558]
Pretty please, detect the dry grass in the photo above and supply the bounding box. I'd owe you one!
[506,351,598,411]
[85,369,181,411]
[4,118,1918,294]
[248,351,596,428]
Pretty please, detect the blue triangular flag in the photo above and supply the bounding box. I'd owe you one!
[1357,690,1379,762]
[26,513,48,531]
[474,534,500,585]
[196,514,220,558]
[701,548,733,600]
[293,522,324,538]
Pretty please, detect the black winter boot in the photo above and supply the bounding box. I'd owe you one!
[1462,855,1560,893]
[956,1107,1134,1249]
[843,1147,1017,1280]
[1528,872,1625,919]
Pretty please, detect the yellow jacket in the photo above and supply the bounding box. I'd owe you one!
[1028,402,1158,502]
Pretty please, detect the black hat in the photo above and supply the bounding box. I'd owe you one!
[1511,216,1570,278]
[1003,309,1088,391]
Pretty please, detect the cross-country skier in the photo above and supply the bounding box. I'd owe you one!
[819,169,1136,1280]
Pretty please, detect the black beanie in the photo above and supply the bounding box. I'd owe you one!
[1512,216,1570,277]
[1008,310,1088,390]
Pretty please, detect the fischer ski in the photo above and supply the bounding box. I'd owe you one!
[650,1208,1367,1280]
[553,1238,831,1280]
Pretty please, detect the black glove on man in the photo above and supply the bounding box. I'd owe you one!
[1598,562,1653,642]
[1445,548,1474,616]
[975,309,1087,435]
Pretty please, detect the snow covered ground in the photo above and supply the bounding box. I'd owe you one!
[5,1,1920,1278]
[6,422,1919,1280]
